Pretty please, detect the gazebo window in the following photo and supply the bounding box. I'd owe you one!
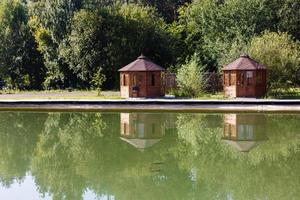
[246,71,253,85]
[123,74,127,86]
[151,74,155,86]
[229,72,235,86]
[133,74,137,86]
[241,72,245,86]
[139,74,143,82]
[256,71,262,84]
[224,72,230,86]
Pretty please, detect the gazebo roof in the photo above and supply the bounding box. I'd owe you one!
[223,54,266,71]
[119,55,165,72]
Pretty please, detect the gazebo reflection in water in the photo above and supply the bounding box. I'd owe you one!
[223,114,268,152]
[120,113,166,151]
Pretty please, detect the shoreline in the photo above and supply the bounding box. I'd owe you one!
[1,99,300,112]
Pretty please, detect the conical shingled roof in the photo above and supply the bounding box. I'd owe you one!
[223,54,266,70]
[119,55,165,72]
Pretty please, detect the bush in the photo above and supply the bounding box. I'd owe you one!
[176,54,208,97]
[248,32,300,94]
[91,68,106,96]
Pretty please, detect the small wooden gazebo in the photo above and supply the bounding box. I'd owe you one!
[223,54,267,98]
[119,55,165,98]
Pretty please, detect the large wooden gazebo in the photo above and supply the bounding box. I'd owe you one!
[223,54,267,98]
[119,55,165,98]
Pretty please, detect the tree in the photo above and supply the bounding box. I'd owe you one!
[177,0,280,71]
[59,8,120,88]
[248,32,300,93]
[138,0,192,23]
[28,0,82,89]
[278,0,300,41]
[0,0,45,89]
[91,67,107,96]
[82,0,115,9]
[61,4,177,89]
[176,54,207,97]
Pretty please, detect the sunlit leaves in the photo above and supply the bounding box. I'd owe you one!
[248,32,300,91]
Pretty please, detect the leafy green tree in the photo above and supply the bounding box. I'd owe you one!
[176,54,207,97]
[0,0,45,89]
[278,0,300,40]
[82,0,115,9]
[28,0,82,89]
[138,0,192,23]
[91,67,107,96]
[178,0,279,70]
[248,32,300,93]
[61,4,177,89]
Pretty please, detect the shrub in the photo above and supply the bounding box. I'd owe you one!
[248,32,300,94]
[91,68,106,96]
[176,54,208,97]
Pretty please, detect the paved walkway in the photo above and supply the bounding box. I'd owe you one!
[0,98,300,112]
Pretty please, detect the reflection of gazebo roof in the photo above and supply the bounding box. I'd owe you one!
[223,140,264,152]
[120,137,161,149]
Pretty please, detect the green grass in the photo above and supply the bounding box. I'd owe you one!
[194,92,226,100]
[1,88,300,100]
[266,88,300,99]
[0,90,123,100]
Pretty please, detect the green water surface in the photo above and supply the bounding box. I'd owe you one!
[0,111,299,200]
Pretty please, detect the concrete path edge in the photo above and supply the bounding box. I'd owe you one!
[1,99,300,112]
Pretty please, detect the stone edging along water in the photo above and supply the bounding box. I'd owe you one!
[1,99,300,112]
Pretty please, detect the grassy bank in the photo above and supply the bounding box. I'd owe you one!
[0,90,122,100]
[267,88,300,99]
[1,88,300,100]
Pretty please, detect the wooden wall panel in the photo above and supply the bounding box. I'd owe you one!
[120,71,164,98]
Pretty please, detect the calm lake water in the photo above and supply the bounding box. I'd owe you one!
[0,111,299,200]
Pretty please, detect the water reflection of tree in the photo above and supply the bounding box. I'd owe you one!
[174,113,300,200]
[30,112,194,200]
[0,112,47,186]
[0,112,299,200]
[32,112,110,200]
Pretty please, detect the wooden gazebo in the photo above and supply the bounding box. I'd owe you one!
[223,54,267,98]
[119,55,165,98]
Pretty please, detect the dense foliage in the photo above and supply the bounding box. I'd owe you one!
[248,32,300,93]
[0,0,299,91]
[176,54,207,97]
